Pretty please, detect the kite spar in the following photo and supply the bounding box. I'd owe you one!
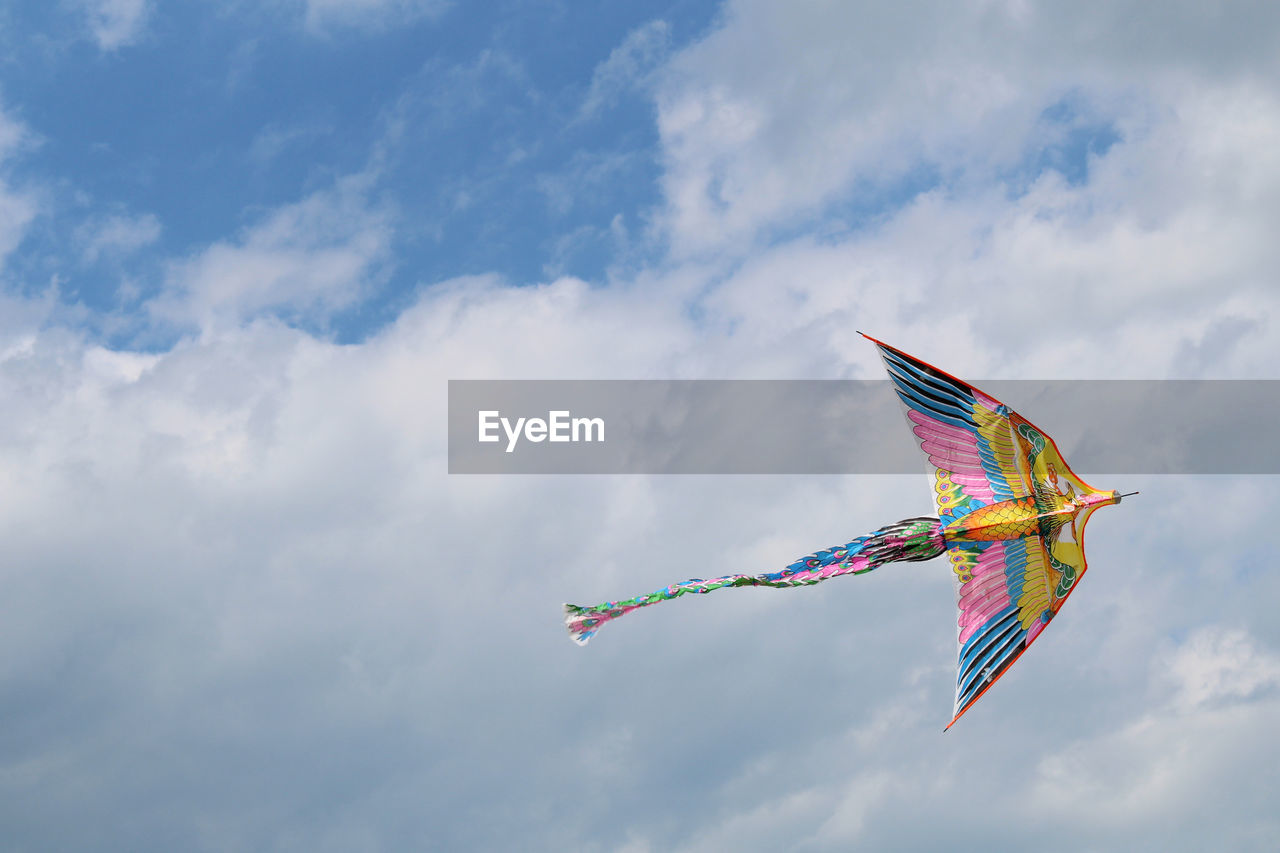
[563,334,1131,728]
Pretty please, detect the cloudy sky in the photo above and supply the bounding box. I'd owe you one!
[1,0,1278,849]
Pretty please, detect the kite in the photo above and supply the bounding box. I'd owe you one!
[563,334,1132,728]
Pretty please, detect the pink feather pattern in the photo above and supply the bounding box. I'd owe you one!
[906,410,998,502]
[957,546,1012,644]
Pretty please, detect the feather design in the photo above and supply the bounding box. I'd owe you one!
[863,334,1117,728]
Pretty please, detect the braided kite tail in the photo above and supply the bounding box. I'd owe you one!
[564,516,943,645]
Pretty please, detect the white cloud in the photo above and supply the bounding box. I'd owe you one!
[149,176,391,333]
[652,0,1280,260]
[579,19,671,121]
[1022,627,1280,842]
[248,121,332,168]
[1027,699,1280,840]
[0,264,1274,849]
[77,211,161,265]
[78,0,151,51]
[0,279,950,846]
[0,186,36,272]
[660,73,1280,378]
[0,107,26,158]
[293,0,450,34]
[536,149,640,217]
[1166,627,1280,711]
[0,104,37,272]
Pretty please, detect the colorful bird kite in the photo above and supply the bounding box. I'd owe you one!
[564,334,1132,728]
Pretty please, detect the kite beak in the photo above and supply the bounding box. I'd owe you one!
[1112,491,1139,505]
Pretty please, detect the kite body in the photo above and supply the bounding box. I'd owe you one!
[564,335,1127,728]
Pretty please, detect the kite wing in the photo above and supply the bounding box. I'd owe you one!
[869,335,1032,518]
[864,333,1112,728]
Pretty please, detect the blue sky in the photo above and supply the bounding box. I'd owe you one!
[2,0,717,342]
[1,1,1279,850]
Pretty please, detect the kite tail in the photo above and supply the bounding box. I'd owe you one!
[564,516,943,645]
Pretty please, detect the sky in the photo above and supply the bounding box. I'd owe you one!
[0,0,1279,850]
